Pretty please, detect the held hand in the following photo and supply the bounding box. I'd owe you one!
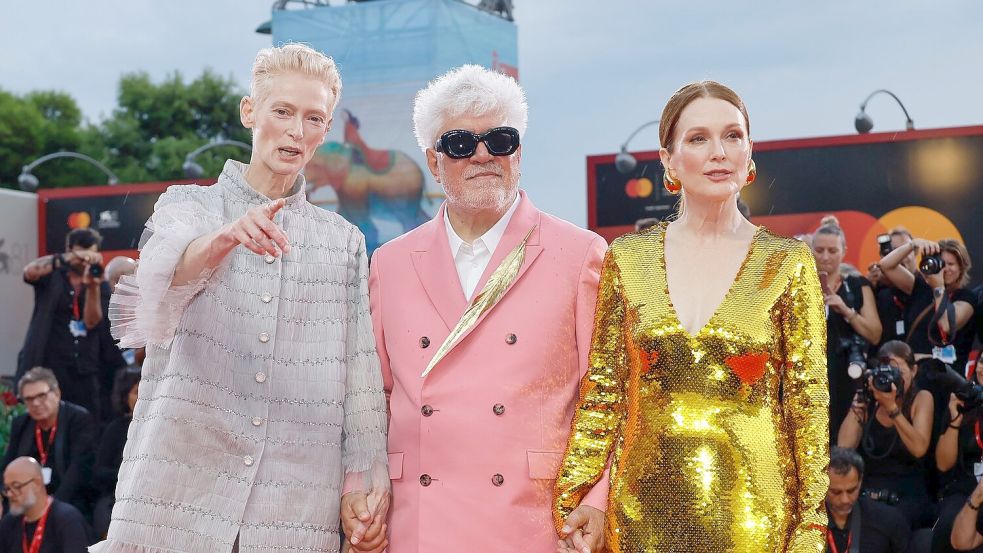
[81,263,103,288]
[558,505,605,553]
[925,270,945,290]
[340,492,388,552]
[824,293,849,316]
[866,263,883,285]
[869,380,899,414]
[226,198,291,257]
[949,393,965,421]
[912,238,940,255]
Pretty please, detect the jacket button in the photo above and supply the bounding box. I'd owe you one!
[243,455,254,467]
[264,253,276,264]
[258,332,270,343]
[491,473,504,486]
[261,293,273,304]
[420,474,432,487]
[505,333,517,345]
[493,404,505,416]
[420,336,430,348]
[421,405,434,417]
[255,372,267,383]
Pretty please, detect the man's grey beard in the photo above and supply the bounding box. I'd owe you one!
[8,491,37,516]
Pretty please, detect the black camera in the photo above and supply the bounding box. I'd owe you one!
[841,334,868,381]
[923,358,983,412]
[920,254,944,275]
[862,488,901,506]
[89,263,104,278]
[877,233,893,257]
[864,362,903,394]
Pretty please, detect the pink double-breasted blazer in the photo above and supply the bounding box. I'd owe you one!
[368,191,609,552]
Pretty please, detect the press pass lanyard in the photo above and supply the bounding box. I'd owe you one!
[35,423,57,466]
[827,504,862,553]
[21,497,53,553]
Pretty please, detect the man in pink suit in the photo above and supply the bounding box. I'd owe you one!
[366,65,610,553]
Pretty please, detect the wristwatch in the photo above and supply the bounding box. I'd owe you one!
[933,287,945,299]
[51,253,63,269]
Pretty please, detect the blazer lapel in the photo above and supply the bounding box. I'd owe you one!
[411,205,468,332]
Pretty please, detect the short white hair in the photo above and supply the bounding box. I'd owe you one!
[413,64,528,152]
[250,43,342,112]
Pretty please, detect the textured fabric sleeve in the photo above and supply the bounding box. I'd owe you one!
[108,185,224,348]
[778,242,830,553]
[554,244,627,530]
[340,228,390,507]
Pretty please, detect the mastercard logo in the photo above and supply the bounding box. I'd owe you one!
[67,212,91,229]
[625,177,654,199]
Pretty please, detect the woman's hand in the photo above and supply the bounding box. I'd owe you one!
[869,379,899,414]
[911,238,940,256]
[949,393,965,422]
[225,198,291,257]
[824,293,851,317]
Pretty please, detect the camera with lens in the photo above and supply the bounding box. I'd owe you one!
[89,263,104,278]
[864,361,903,395]
[842,334,869,381]
[862,488,901,506]
[877,233,893,257]
[923,358,983,412]
[920,253,944,275]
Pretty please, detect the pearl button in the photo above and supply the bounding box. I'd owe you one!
[264,254,276,264]
[261,293,273,303]
[259,332,270,343]
[255,372,267,383]
[251,417,263,427]
[244,455,254,466]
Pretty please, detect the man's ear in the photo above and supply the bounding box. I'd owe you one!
[240,96,256,129]
[426,149,440,183]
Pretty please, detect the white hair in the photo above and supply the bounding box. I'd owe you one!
[250,43,342,111]
[413,64,528,152]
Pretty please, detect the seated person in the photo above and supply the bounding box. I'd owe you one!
[2,367,95,514]
[92,368,140,539]
[0,456,89,551]
[838,341,935,528]
[826,447,909,552]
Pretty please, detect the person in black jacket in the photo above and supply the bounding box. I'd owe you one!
[2,368,94,516]
[0,456,89,552]
[92,368,140,539]
[826,446,909,553]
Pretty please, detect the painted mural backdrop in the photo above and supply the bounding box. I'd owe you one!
[273,0,519,254]
[588,126,983,286]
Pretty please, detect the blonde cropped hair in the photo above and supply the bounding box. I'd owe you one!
[413,64,527,153]
[250,43,342,112]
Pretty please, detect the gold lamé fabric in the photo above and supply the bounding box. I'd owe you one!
[554,223,829,553]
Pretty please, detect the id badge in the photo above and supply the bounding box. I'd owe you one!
[122,349,137,366]
[933,345,957,364]
[975,462,983,483]
[68,319,87,338]
[41,467,52,485]
[895,320,905,336]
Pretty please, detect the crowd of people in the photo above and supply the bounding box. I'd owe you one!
[2,41,983,553]
[814,215,983,551]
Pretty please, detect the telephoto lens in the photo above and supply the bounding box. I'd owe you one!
[919,254,944,275]
[89,263,104,278]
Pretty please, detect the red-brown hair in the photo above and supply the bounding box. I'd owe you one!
[659,81,750,152]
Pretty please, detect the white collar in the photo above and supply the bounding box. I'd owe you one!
[444,192,521,256]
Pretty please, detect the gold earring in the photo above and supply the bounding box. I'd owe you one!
[746,159,757,185]
[663,170,681,195]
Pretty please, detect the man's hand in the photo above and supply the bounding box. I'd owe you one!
[226,198,291,257]
[557,505,605,553]
[79,251,105,288]
[340,491,388,553]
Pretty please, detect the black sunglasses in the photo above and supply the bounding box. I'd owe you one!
[435,127,520,159]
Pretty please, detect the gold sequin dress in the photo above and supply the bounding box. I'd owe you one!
[554,223,829,553]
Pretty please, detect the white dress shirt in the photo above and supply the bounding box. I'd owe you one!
[444,193,521,299]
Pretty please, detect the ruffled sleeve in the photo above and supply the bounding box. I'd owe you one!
[340,227,390,510]
[108,185,225,349]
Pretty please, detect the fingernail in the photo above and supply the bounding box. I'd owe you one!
[350,536,359,545]
[561,525,571,534]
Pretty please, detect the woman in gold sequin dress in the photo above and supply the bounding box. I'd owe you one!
[554,82,830,553]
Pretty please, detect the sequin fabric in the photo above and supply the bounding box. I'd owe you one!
[554,223,829,553]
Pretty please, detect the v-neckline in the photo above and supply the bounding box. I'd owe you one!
[659,223,763,340]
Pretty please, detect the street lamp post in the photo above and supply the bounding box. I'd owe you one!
[615,119,660,174]
[854,89,915,134]
[18,152,119,192]
[183,140,253,178]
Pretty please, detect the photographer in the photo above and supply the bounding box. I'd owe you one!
[880,237,975,374]
[838,341,935,528]
[813,216,883,440]
[826,446,910,553]
[933,357,983,552]
[18,228,107,418]
[868,228,917,347]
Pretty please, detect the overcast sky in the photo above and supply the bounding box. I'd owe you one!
[2,0,982,225]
